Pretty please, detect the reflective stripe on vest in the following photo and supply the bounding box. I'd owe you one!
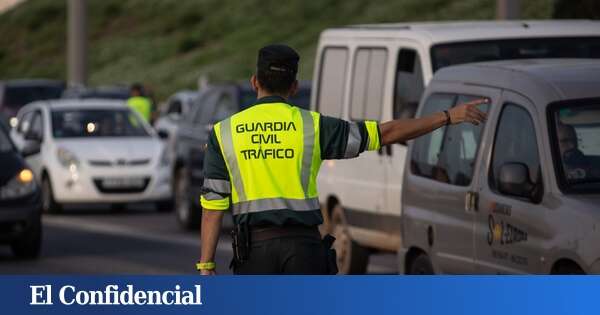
[214,103,321,215]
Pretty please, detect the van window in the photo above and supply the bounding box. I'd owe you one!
[489,103,542,197]
[411,94,489,186]
[439,95,489,185]
[410,94,454,180]
[350,48,387,120]
[394,49,424,120]
[317,47,349,117]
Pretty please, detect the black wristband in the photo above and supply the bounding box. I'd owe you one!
[443,110,451,125]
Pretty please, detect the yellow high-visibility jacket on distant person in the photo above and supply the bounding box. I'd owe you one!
[127,96,152,122]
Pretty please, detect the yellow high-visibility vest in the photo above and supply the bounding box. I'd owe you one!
[127,96,152,122]
[213,102,321,216]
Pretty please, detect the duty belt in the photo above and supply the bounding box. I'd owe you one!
[250,225,321,242]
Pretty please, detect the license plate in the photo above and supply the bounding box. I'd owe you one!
[101,178,145,188]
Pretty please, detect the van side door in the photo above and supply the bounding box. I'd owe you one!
[403,84,497,274]
[474,91,546,274]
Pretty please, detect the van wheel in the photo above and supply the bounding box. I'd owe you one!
[330,205,369,274]
[11,216,42,259]
[552,261,585,275]
[408,253,434,275]
[42,176,62,214]
[175,167,201,230]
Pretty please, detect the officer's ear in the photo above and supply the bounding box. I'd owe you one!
[288,80,298,98]
[250,75,259,92]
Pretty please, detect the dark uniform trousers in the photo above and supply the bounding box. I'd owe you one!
[234,233,328,275]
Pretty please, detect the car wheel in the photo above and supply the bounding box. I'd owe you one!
[175,167,201,230]
[408,253,434,275]
[552,262,585,275]
[42,176,62,214]
[330,205,369,274]
[11,216,42,259]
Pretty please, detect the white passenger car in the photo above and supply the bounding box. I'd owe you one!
[10,99,173,213]
[311,20,600,274]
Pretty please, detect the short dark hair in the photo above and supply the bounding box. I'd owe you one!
[256,68,296,95]
[130,83,144,94]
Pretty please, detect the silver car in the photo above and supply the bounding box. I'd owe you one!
[399,59,600,274]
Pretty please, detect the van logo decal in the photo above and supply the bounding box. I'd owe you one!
[487,214,528,246]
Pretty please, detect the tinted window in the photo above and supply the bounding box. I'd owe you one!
[394,49,424,120]
[51,109,149,138]
[29,111,44,140]
[411,94,489,186]
[432,37,600,72]
[490,103,542,194]
[167,99,183,115]
[0,124,14,153]
[350,48,387,120]
[317,47,348,117]
[550,101,600,193]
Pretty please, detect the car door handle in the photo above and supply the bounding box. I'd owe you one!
[465,191,479,212]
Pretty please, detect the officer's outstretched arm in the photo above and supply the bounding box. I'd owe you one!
[379,98,487,146]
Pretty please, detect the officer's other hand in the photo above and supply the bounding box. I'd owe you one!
[448,98,488,125]
[200,269,216,276]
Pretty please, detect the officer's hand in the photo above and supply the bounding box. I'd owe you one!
[200,269,216,276]
[448,98,488,125]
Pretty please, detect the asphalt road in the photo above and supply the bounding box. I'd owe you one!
[0,205,397,275]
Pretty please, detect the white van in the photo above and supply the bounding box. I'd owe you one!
[310,20,600,274]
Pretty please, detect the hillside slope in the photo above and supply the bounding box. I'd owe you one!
[0,0,553,100]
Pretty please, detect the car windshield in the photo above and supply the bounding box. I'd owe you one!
[51,108,150,138]
[550,101,600,192]
[431,37,600,71]
[4,85,64,109]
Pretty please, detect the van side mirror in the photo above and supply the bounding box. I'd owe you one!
[21,140,41,157]
[157,129,169,140]
[498,162,534,199]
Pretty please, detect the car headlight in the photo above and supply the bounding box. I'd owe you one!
[57,147,79,170]
[0,169,36,200]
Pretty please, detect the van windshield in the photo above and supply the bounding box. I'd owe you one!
[550,101,600,193]
[431,37,600,71]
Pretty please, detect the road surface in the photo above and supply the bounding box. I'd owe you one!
[0,205,396,274]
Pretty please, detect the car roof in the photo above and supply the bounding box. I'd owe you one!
[322,20,600,45]
[432,59,600,105]
[25,98,128,111]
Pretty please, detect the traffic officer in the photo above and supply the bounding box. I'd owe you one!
[197,44,487,275]
[127,83,152,122]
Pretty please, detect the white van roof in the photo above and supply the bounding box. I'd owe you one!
[321,20,600,45]
[433,59,600,106]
